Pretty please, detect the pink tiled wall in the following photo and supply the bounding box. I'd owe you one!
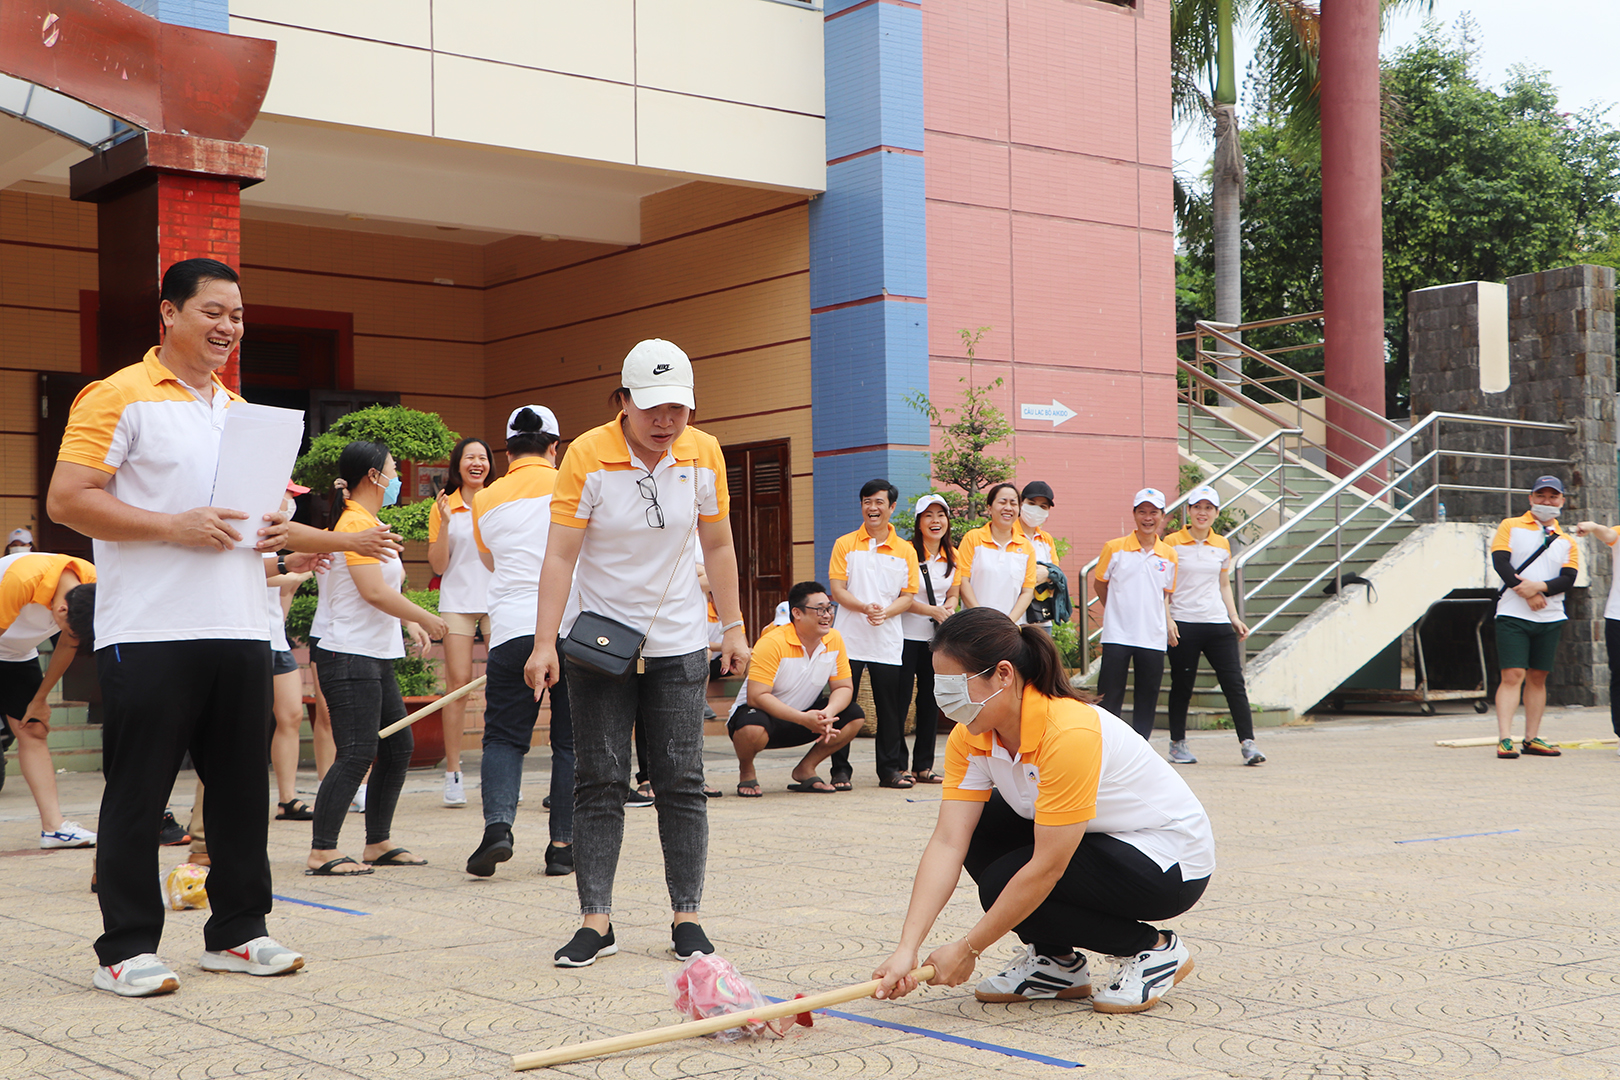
[923,0,1178,578]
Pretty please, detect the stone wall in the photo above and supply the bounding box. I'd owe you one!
[1409,264,1617,706]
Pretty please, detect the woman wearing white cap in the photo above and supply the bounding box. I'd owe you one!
[1094,488,1179,740]
[428,436,495,807]
[1163,487,1264,765]
[464,406,574,878]
[900,493,960,783]
[5,528,32,556]
[526,339,749,968]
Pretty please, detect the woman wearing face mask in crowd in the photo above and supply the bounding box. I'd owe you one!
[872,607,1214,1015]
[1016,482,1058,634]
[305,440,448,876]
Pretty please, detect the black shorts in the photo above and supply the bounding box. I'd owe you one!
[726,693,865,749]
[271,649,299,677]
[1,657,45,751]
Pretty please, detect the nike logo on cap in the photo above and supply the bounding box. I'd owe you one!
[652,363,672,375]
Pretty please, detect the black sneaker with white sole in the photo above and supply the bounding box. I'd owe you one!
[554,926,617,967]
[543,842,574,877]
[671,922,714,960]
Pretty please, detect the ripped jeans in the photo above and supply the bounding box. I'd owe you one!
[567,648,709,915]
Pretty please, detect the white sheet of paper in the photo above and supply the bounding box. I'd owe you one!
[210,402,306,550]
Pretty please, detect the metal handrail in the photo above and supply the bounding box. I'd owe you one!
[1076,426,1302,675]
[1232,411,1575,643]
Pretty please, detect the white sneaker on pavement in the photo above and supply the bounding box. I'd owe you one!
[93,953,180,997]
[41,820,97,848]
[1167,740,1198,764]
[199,936,305,976]
[349,783,367,814]
[443,770,466,807]
[1092,932,1193,1013]
[1240,739,1267,765]
[974,944,1092,1002]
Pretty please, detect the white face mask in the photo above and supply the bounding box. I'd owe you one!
[934,664,1005,725]
[1020,504,1050,529]
[1529,503,1560,523]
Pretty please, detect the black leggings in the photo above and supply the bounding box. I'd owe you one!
[964,792,1208,957]
[311,647,413,851]
[1167,621,1255,741]
[1608,620,1620,738]
[900,637,941,773]
[1097,643,1165,740]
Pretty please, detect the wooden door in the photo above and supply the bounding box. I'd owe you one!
[723,441,792,640]
[36,372,95,560]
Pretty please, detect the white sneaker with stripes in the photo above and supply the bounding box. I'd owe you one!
[975,944,1091,1002]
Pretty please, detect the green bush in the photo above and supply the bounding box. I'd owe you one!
[293,405,458,493]
[1051,620,1083,669]
[379,498,434,542]
[393,655,441,697]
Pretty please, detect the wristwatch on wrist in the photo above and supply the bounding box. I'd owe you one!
[276,553,287,575]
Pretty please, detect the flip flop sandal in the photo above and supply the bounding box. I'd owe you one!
[703,785,724,799]
[785,775,836,793]
[830,773,853,792]
[305,856,373,876]
[913,770,944,784]
[736,779,763,798]
[364,848,429,866]
[879,773,916,789]
[276,799,314,820]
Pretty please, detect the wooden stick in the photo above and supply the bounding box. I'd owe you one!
[377,675,487,739]
[1435,735,1617,748]
[512,965,937,1071]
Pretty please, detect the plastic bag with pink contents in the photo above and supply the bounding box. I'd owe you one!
[666,955,813,1043]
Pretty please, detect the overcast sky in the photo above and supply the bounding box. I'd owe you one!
[1173,0,1620,179]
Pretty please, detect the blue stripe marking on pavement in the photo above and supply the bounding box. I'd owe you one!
[1395,828,1520,844]
[273,893,369,915]
[766,996,1081,1067]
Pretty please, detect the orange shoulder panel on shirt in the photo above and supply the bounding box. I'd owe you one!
[1030,698,1102,826]
[747,625,789,685]
[427,499,443,543]
[828,531,857,582]
[335,505,383,566]
[940,724,993,804]
[57,378,128,473]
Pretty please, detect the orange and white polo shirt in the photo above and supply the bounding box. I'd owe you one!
[1095,533,1178,649]
[829,523,920,666]
[731,621,851,717]
[943,685,1215,878]
[428,489,492,617]
[310,501,405,660]
[1492,511,1578,624]
[472,457,562,649]
[0,552,95,661]
[552,416,727,658]
[958,524,1039,616]
[56,348,269,647]
[1164,528,1233,624]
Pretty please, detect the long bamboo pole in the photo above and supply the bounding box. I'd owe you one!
[377,674,487,739]
[511,965,937,1071]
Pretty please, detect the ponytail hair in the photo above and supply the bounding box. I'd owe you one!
[331,439,390,520]
[931,606,1080,701]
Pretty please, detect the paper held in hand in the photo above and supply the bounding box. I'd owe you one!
[210,401,306,549]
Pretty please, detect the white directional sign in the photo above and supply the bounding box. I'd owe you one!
[1020,399,1077,427]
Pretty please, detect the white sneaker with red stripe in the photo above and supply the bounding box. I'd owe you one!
[93,953,180,997]
[199,936,305,976]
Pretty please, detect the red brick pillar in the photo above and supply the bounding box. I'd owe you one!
[71,132,266,391]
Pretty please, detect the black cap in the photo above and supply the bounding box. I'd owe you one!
[1020,480,1055,506]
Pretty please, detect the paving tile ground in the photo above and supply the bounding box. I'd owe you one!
[4,705,1619,1078]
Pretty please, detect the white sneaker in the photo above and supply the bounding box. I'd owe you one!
[1168,740,1198,764]
[41,820,97,848]
[974,944,1092,1002]
[93,953,179,997]
[1240,739,1267,765]
[349,784,367,814]
[1092,932,1193,1013]
[443,771,466,807]
[199,936,305,976]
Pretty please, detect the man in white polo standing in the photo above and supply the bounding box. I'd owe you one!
[1094,487,1180,740]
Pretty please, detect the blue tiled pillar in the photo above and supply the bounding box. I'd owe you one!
[122,0,228,32]
[811,0,931,575]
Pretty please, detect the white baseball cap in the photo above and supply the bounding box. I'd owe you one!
[622,339,695,410]
[914,494,949,517]
[1185,485,1221,509]
[1133,487,1167,510]
[506,404,560,439]
[7,527,32,545]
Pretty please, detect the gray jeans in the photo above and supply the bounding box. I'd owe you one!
[568,648,709,915]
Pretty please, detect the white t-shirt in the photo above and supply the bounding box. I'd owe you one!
[56,349,272,647]
[901,550,955,642]
[312,502,406,660]
[1164,529,1232,624]
[429,491,493,616]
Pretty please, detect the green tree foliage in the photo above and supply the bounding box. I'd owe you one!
[293,405,459,493]
[1180,22,1620,413]
[904,328,1019,532]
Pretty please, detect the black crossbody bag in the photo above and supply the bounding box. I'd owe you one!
[561,476,699,680]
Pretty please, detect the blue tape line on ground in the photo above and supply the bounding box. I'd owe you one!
[273,893,369,915]
[765,996,1081,1068]
[1395,828,1520,844]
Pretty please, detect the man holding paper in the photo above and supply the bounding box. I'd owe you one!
[48,259,342,998]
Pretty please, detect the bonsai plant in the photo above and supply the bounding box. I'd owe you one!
[292,404,458,540]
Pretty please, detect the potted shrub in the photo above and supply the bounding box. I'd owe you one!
[293,404,458,540]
